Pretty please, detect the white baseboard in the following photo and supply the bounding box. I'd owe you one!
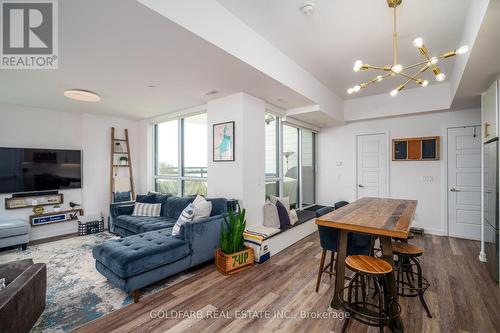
[267,219,317,257]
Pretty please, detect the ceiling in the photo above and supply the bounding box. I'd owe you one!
[218,0,472,99]
[452,0,500,109]
[0,0,312,119]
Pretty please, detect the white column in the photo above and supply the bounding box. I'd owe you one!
[207,93,265,227]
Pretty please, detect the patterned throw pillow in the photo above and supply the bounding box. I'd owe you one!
[275,200,291,229]
[172,204,195,237]
[0,278,5,291]
[289,209,299,225]
[192,195,212,220]
[132,202,161,217]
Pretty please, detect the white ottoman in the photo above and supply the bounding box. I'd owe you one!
[0,219,30,250]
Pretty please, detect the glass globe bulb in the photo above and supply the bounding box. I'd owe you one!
[430,57,438,65]
[347,88,354,94]
[413,37,424,48]
[353,60,363,72]
[390,89,399,97]
[353,85,361,92]
[436,73,446,82]
[457,45,469,55]
[392,64,403,73]
[421,80,429,87]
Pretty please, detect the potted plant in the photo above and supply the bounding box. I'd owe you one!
[53,204,61,213]
[215,208,254,275]
[119,156,128,166]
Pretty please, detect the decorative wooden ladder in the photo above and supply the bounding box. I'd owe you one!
[109,127,135,203]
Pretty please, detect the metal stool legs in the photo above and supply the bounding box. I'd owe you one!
[395,255,432,318]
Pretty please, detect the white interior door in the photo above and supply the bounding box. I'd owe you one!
[448,126,482,240]
[356,133,388,199]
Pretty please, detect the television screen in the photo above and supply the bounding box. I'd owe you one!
[0,148,82,194]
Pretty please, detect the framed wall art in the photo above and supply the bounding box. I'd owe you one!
[213,121,235,162]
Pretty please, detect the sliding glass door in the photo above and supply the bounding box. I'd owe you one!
[301,129,316,207]
[282,124,299,209]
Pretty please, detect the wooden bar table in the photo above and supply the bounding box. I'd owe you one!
[315,197,417,333]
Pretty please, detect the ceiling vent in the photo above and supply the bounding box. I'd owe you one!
[300,2,316,15]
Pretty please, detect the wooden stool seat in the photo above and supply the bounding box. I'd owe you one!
[392,242,423,256]
[345,255,393,275]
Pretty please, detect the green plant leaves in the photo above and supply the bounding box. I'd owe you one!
[220,208,246,254]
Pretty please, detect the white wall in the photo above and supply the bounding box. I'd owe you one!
[207,93,265,227]
[317,108,481,235]
[0,104,140,240]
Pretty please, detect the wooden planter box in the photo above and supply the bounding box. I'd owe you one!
[215,247,254,275]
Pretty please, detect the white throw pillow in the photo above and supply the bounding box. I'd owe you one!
[192,195,212,220]
[289,209,299,225]
[270,195,290,213]
[263,199,280,229]
[172,204,195,236]
[132,202,161,217]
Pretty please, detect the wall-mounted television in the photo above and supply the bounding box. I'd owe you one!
[0,148,82,194]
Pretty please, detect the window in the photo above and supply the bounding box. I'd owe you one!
[265,113,280,198]
[154,113,208,196]
[265,113,316,210]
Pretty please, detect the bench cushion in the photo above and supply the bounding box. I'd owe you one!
[0,220,30,238]
[114,215,176,234]
[92,229,190,278]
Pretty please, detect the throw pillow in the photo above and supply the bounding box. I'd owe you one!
[275,200,291,229]
[172,204,195,237]
[270,195,290,213]
[192,195,212,220]
[263,199,280,229]
[289,209,299,225]
[132,202,162,217]
[0,278,5,291]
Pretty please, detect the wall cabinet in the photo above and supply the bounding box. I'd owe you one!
[482,80,499,142]
[392,136,440,161]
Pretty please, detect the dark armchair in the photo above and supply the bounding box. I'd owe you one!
[0,259,47,333]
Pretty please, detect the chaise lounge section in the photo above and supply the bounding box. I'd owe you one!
[94,195,227,301]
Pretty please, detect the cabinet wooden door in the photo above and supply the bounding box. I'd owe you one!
[482,80,498,142]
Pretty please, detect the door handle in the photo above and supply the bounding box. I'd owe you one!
[450,188,461,192]
[485,122,490,138]
[358,184,365,188]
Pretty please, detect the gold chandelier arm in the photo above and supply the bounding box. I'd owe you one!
[398,63,431,87]
[393,6,398,65]
[398,72,422,84]
[403,56,446,72]
[355,73,393,90]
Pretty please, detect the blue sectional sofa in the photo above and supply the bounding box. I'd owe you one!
[93,194,227,302]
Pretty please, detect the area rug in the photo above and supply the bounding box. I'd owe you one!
[0,232,194,333]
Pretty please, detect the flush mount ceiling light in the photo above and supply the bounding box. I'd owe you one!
[64,89,101,102]
[348,0,469,97]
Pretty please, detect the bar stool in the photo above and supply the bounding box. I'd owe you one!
[340,255,401,333]
[392,241,432,318]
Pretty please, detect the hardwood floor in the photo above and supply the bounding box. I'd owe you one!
[72,233,500,333]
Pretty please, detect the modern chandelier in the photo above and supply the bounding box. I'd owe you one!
[347,0,469,97]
